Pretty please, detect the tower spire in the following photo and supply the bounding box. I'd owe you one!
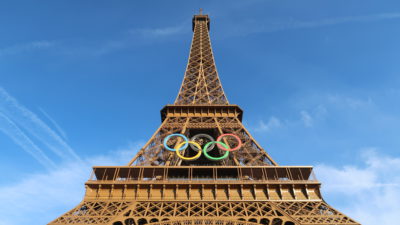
[175,13,228,105]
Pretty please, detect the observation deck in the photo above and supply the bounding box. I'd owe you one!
[84,166,321,201]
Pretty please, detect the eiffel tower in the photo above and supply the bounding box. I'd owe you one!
[49,12,360,225]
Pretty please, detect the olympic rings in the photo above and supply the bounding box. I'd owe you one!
[163,133,188,151]
[216,133,242,152]
[190,133,215,152]
[162,133,242,161]
[202,141,230,161]
[175,141,202,161]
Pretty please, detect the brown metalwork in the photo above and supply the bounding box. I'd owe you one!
[49,12,360,225]
[175,14,228,105]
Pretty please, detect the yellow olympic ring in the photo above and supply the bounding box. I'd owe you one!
[175,141,202,161]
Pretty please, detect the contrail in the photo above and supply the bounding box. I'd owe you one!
[39,107,68,141]
[0,112,57,169]
[0,87,81,164]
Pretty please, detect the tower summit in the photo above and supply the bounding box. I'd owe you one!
[177,13,225,104]
[49,12,360,225]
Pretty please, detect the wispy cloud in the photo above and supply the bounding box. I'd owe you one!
[250,104,327,132]
[0,40,55,57]
[0,23,186,58]
[252,116,282,132]
[0,143,141,225]
[300,110,313,127]
[279,12,400,31]
[129,23,188,38]
[315,149,400,225]
[235,12,400,36]
[0,87,81,167]
[327,94,373,109]
[63,23,189,57]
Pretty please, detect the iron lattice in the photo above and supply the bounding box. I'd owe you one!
[49,13,360,225]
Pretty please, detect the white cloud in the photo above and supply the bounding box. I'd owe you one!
[327,94,373,109]
[281,12,400,30]
[91,40,130,56]
[298,105,329,128]
[0,143,142,225]
[0,40,55,56]
[129,23,187,37]
[315,149,400,225]
[253,116,282,132]
[300,110,313,127]
[235,12,400,36]
[252,105,327,132]
[65,23,189,57]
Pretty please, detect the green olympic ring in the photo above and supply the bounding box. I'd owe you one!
[202,141,230,161]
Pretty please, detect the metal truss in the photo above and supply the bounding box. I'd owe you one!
[50,201,358,225]
[175,14,228,105]
[127,115,277,166]
[50,201,132,224]
[48,13,360,225]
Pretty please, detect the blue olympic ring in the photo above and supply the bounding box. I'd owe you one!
[163,133,189,151]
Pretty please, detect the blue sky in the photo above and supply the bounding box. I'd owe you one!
[1,1,400,224]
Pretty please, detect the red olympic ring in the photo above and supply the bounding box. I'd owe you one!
[216,133,242,152]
